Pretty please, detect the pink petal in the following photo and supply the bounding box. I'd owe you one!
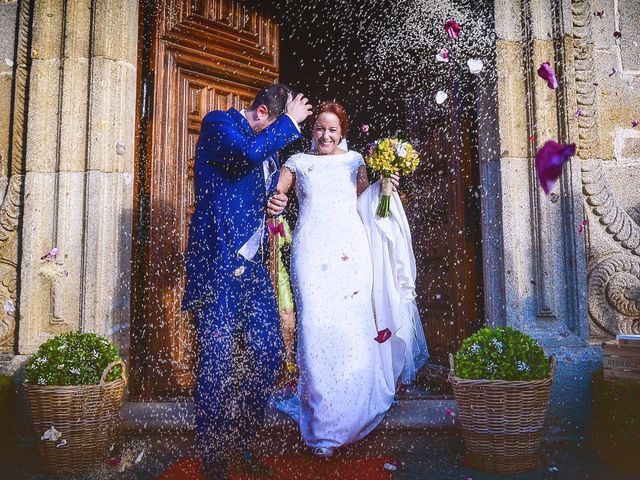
[435,48,449,62]
[108,457,122,467]
[578,219,589,233]
[444,19,461,39]
[444,407,456,417]
[574,108,583,119]
[535,140,576,195]
[374,328,392,343]
[537,62,558,89]
[359,123,370,134]
[341,255,349,262]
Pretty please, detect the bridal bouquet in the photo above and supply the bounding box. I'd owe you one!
[365,138,420,217]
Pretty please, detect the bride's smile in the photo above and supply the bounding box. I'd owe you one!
[312,111,346,155]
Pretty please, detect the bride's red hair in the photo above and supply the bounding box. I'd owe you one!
[310,101,350,137]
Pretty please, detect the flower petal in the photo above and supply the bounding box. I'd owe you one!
[537,62,558,89]
[435,48,449,62]
[444,19,461,39]
[435,91,448,104]
[374,328,392,343]
[467,58,483,74]
[535,140,576,195]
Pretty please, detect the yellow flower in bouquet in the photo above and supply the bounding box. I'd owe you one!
[365,138,420,217]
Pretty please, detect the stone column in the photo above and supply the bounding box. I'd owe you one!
[493,0,593,432]
[17,0,138,360]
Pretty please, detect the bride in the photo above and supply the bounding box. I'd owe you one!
[272,101,428,457]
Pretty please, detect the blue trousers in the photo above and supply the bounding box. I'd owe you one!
[193,261,283,479]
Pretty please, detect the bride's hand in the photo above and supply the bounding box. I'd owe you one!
[380,172,400,192]
[267,191,288,216]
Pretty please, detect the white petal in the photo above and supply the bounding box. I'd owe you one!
[4,299,14,313]
[435,53,449,63]
[435,91,448,104]
[467,58,484,74]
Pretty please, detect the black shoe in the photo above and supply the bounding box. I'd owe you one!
[240,450,274,477]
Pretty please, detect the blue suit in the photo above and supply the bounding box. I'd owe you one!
[182,108,300,478]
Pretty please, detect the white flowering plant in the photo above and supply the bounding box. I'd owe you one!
[25,332,122,386]
[454,327,550,381]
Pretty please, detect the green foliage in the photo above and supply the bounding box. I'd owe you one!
[25,332,122,386]
[454,327,550,381]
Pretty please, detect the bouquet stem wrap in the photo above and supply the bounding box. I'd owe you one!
[376,176,393,217]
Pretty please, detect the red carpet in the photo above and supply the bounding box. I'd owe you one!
[158,455,395,480]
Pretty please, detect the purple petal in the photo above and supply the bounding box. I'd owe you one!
[537,62,558,89]
[374,328,392,343]
[632,119,639,128]
[359,123,370,134]
[535,140,576,195]
[578,219,589,234]
[445,19,461,39]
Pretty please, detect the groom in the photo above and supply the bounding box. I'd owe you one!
[182,83,312,479]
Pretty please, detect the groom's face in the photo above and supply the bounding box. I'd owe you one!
[252,104,277,133]
[313,112,342,155]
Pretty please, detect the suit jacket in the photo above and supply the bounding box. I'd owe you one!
[182,108,301,310]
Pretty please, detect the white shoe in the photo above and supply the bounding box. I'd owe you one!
[312,447,335,458]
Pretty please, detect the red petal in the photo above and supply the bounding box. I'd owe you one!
[374,328,392,343]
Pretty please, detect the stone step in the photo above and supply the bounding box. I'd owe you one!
[121,396,458,434]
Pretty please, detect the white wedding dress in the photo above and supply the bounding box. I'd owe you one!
[285,150,394,448]
[278,148,428,449]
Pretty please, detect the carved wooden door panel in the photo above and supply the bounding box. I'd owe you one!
[132,0,279,399]
[404,80,484,364]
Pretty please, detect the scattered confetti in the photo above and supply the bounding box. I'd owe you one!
[535,140,576,195]
[467,58,483,74]
[3,58,13,67]
[268,221,286,237]
[359,123,370,134]
[374,328,392,343]
[632,119,639,128]
[41,247,59,260]
[383,463,397,471]
[435,91,448,104]
[444,19,461,39]
[3,299,14,314]
[608,67,617,77]
[578,219,589,234]
[444,407,456,417]
[574,108,583,119]
[341,254,349,261]
[233,265,245,277]
[435,48,449,62]
[41,426,62,442]
[537,62,558,89]
[594,11,605,18]
[115,141,126,156]
[613,31,622,40]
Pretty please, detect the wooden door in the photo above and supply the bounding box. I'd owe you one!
[131,0,279,399]
[404,76,484,364]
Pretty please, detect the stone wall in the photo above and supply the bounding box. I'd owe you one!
[0,0,19,363]
[494,0,640,433]
[0,0,138,373]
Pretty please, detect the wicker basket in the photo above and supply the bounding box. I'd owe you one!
[24,359,126,474]
[449,354,555,474]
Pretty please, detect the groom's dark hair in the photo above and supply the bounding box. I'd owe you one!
[251,83,293,118]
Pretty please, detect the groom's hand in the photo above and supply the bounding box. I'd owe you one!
[267,191,288,216]
[285,93,313,125]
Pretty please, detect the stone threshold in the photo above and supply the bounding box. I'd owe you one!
[121,397,458,433]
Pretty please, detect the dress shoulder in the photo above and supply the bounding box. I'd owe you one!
[351,151,365,167]
[284,152,305,173]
